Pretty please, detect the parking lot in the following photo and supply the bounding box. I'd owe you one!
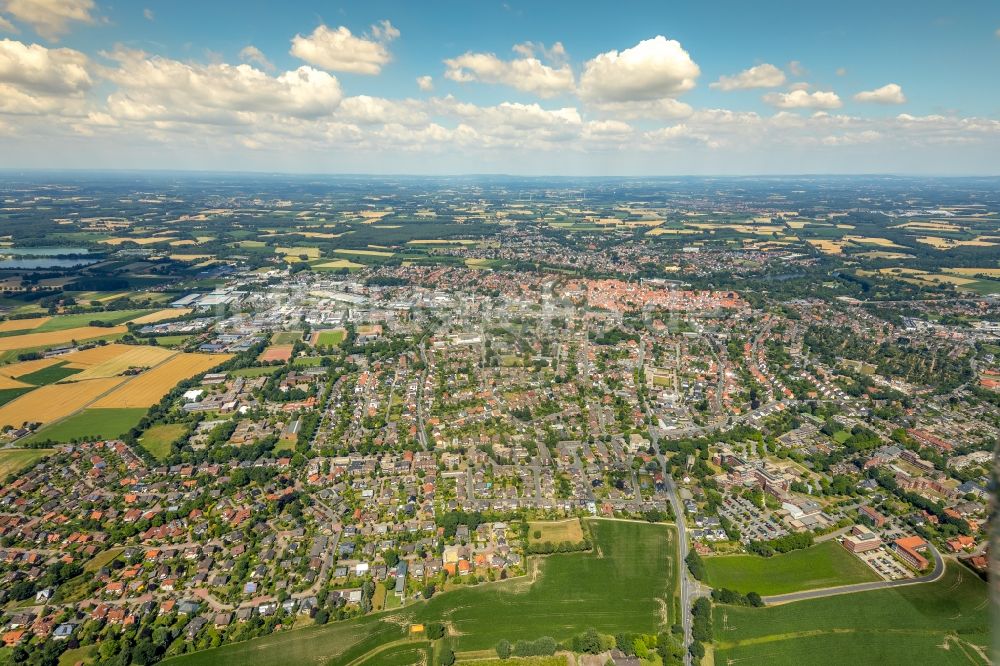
[856,546,914,581]
[719,495,788,543]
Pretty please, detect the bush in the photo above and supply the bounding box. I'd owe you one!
[495,639,512,659]
[426,622,445,640]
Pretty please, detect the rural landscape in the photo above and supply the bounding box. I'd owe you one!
[0,0,998,665]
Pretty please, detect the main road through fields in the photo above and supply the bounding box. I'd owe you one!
[761,543,945,605]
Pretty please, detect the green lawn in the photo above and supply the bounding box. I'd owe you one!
[316,330,346,346]
[714,563,989,665]
[15,360,82,385]
[164,520,678,665]
[154,335,192,347]
[21,408,147,444]
[703,540,879,596]
[272,330,305,344]
[0,448,54,477]
[139,423,188,460]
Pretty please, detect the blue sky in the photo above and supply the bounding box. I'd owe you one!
[1,0,998,174]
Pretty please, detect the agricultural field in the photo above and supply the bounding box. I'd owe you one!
[0,317,50,333]
[91,352,230,408]
[21,408,147,444]
[333,248,395,257]
[0,448,54,477]
[66,344,178,381]
[166,520,677,666]
[276,246,321,259]
[0,376,128,429]
[314,259,365,270]
[0,325,128,352]
[703,541,879,596]
[527,518,586,545]
[714,563,989,665]
[15,360,82,385]
[126,308,190,325]
[139,423,189,460]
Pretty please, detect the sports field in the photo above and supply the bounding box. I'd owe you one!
[0,448,54,476]
[312,329,346,346]
[703,540,879,596]
[271,330,304,344]
[165,520,678,666]
[714,563,989,665]
[259,345,294,362]
[22,408,147,444]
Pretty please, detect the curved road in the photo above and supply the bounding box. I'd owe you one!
[762,544,945,605]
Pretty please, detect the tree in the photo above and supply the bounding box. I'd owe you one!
[440,647,456,666]
[495,639,512,659]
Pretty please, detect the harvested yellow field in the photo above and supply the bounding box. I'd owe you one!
[843,235,905,248]
[807,239,848,254]
[0,377,128,428]
[0,326,127,352]
[169,254,213,261]
[101,236,173,246]
[127,309,190,325]
[647,228,698,235]
[916,236,997,249]
[0,375,31,389]
[294,231,347,239]
[407,239,479,245]
[835,224,856,229]
[0,357,62,378]
[91,353,230,408]
[334,248,394,257]
[0,317,49,333]
[358,210,393,221]
[169,239,197,246]
[276,246,320,258]
[856,251,914,259]
[60,343,137,366]
[943,268,1000,277]
[316,259,364,269]
[67,345,178,381]
[891,220,960,231]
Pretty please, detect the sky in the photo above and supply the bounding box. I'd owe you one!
[0,0,999,175]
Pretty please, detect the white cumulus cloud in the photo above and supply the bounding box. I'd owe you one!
[103,49,343,124]
[290,21,398,75]
[416,75,433,91]
[763,89,842,109]
[444,46,574,97]
[710,63,786,91]
[0,37,90,92]
[579,36,699,103]
[0,0,95,40]
[853,83,906,104]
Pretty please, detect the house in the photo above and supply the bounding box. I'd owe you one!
[946,535,975,553]
[52,624,75,640]
[185,617,208,640]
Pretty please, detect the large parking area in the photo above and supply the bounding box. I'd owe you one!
[719,495,788,543]
[856,546,914,581]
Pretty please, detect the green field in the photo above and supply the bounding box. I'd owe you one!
[164,520,677,665]
[139,423,188,460]
[0,448,54,476]
[316,330,346,346]
[0,387,32,406]
[703,540,879,596]
[15,360,82,385]
[272,330,305,344]
[230,366,281,378]
[354,641,432,666]
[22,408,147,444]
[714,563,989,665]
[31,309,154,332]
[153,335,192,347]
